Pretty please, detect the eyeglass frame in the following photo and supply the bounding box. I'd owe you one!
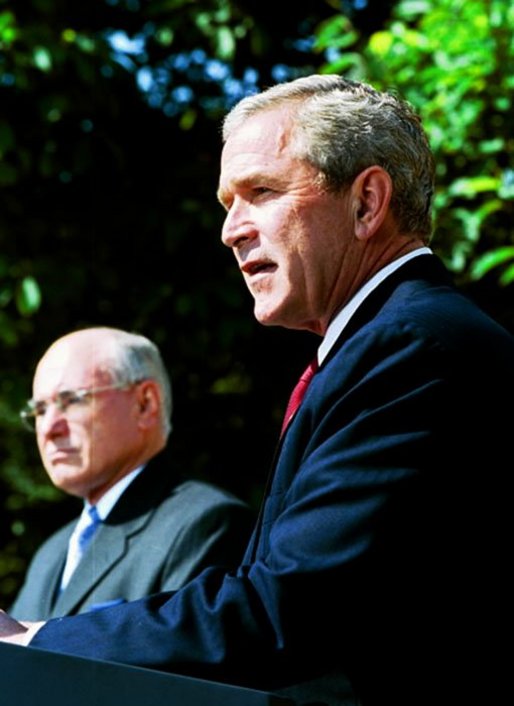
[19,380,145,432]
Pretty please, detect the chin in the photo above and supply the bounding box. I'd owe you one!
[254,299,286,327]
[254,311,282,328]
[48,468,85,491]
[254,303,304,330]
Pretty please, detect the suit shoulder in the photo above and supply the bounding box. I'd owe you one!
[15,517,76,587]
[149,479,254,545]
[171,479,248,510]
[29,518,76,558]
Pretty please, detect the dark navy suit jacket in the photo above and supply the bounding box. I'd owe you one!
[31,256,514,706]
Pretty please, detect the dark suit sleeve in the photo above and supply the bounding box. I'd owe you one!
[28,319,500,693]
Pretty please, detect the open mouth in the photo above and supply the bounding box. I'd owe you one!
[244,261,276,276]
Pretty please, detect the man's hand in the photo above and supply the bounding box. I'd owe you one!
[0,610,44,645]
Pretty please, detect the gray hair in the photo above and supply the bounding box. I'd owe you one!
[97,328,173,437]
[222,74,435,240]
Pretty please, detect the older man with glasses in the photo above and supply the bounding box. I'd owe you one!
[10,326,253,621]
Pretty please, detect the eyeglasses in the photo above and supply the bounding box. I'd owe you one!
[19,382,140,432]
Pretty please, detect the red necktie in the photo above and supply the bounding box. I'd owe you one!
[280,357,319,437]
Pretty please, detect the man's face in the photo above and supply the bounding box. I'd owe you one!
[32,336,144,504]
[218,106,359,336]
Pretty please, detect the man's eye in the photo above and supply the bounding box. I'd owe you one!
[253,187,270,196]
[249,187,273,203]
[34,401,48,417]
[56,390,85,410]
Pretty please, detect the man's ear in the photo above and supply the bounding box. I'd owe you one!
[135,380,160,429]
[351,166,393,242]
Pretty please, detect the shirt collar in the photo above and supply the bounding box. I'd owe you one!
[318,247,433,364]
[85,464,145,520]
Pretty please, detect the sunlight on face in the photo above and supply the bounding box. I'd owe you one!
[219,107,357,335]
[33,334,143,503]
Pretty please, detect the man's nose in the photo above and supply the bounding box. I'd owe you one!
[221,200,257,249]
[37,404,68,437]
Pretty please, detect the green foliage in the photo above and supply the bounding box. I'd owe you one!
[317,0,514,294]
[471,245,514,285]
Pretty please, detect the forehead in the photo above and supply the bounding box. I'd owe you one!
[225,106,293,152]
[219,108,296,182]
[33,337,108,395]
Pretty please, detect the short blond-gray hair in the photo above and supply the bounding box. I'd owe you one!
[223,74,435,240]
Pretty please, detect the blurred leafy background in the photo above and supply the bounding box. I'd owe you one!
[1,0,513,606]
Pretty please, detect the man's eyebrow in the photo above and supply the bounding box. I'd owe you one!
[218,169,285,202]
[217,171,260,207]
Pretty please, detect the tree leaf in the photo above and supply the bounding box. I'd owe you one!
[15,277,42,316]
[470,246,514,280]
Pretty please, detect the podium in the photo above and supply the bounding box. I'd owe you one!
[0,642,294,706]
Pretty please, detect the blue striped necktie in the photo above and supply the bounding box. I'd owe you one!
[60,505,101,590]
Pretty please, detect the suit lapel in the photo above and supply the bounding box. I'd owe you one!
[50,523,127,617]
[40,531,71,617]
[50,449,180,617]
